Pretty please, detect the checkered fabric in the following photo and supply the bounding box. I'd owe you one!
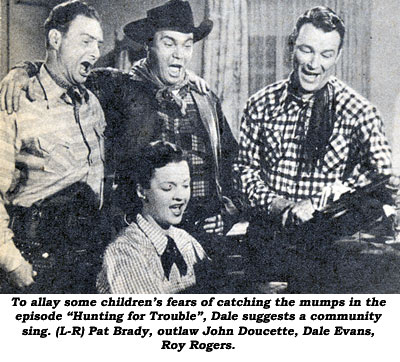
[233,76,392,212]
[157,87,215,201]
[97,214,207,294]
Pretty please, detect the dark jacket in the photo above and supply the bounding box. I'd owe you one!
[86,68,239,221]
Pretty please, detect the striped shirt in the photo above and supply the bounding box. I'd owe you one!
[97,214,207,294]
[0,65,105,272]
[233,76,392,212]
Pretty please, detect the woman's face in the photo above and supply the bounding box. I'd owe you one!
[141,160,191,228]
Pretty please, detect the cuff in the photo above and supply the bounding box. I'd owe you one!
[268,197,295,218]
[0,239,25,273]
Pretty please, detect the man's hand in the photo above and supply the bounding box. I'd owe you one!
[283,199,315,227]
[201,214,224,235]
[318,181,352,209]
[387,174,400,193]
[186,70,210,94]
[0,68,30,114]
[8,259,35,289]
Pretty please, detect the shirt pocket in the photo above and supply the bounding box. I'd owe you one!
[35,136,77,174]
[263,128,282,168]
[323,133,349,171]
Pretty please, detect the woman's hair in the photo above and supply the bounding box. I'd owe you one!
[118,140,188,222]
[136,140,188,189]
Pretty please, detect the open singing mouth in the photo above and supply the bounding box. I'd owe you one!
[80,61,93,76]
[170,203,186,215]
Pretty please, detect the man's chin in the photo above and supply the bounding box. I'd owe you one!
[170,217,183,225]
[75,73,90,84]
[298,78,328,95]
[162,73,185,86]
[298,73,331,94]
[300,83,319,94]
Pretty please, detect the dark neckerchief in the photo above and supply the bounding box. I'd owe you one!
[287,73,336,170]
[160,235,188,280]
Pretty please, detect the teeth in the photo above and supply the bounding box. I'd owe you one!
[302,70,319,82]
[169,65,181,76]
[81,62,92,72]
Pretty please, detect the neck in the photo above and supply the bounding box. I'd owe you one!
[290,72,326,100]
[45,52,72,89]
[301,92,314,101]
[146,57,186,89]
[141,212,171,234]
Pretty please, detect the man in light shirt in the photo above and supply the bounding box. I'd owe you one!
[0,1,105,293]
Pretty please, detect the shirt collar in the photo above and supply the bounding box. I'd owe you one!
[136,213,173,256]
[36,65,89,105]
[286,71,336,105]
[35,65,68,102]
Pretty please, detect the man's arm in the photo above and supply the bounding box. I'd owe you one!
[233,104,282,212]
[232,104,314,226]
[0,60,209,114]
[344,106,392,188]
[0,112,34,287]
[216,97,238,197]
[0,62,132,113]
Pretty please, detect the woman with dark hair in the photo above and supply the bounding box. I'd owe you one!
[96,141,208,293]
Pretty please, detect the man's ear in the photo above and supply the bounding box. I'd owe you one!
[144,42,151,58]
[136,184,148,202]
[335,48,343,64]
[48,29,63,51]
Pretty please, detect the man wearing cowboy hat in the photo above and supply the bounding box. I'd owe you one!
[1,0,239,255]
[112,0,239,252]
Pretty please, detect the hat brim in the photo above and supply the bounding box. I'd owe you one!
[123,18,213,44]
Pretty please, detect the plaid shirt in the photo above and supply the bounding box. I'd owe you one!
[85,67,236,223]
[154,87,215,200]
[97,214,207,294]
[233,76,392,212]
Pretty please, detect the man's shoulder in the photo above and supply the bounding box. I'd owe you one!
[15,78,47,114]
[188,82,221,106]
[246,78,288,112]
[86,88,104,109]
[331,77,378,113]
[90,67,153,93]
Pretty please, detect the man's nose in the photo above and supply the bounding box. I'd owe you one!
[90,42,101,61]
[173,45,184,59]
[308,54,321,69]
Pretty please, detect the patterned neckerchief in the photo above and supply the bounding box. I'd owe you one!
[131,58,190,115]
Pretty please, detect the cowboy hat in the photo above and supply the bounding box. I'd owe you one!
[123,0,213,43]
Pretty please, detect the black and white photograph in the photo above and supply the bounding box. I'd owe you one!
[0,0,400,360]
